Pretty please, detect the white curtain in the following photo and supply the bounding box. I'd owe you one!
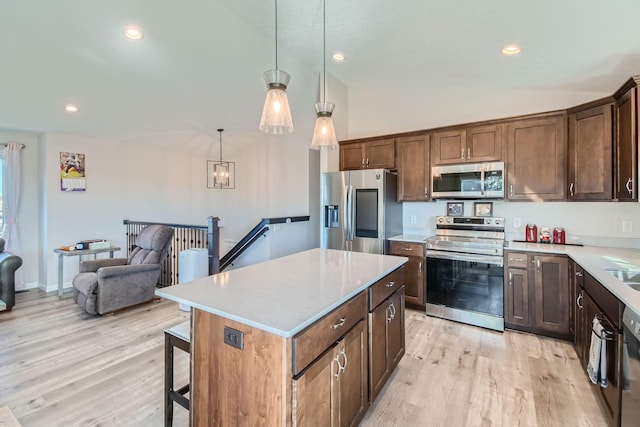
[3,142,24,290]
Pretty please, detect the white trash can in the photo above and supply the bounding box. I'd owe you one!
[178,248,209,311]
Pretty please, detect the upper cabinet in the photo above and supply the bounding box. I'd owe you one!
[397,134,430,201]
[614,77,639,201]
[340,139,396,171]
[506,114,566,201]
[567,101,614,201]
[431,123,503,165]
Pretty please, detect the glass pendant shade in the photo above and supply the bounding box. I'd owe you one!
[259,69,294,134]
[311,102,338,150]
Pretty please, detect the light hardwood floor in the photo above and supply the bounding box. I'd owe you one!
[0,290,608,426]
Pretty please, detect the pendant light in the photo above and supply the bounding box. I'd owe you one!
[259,0,294,134]
[208,129,235,189]
[310,0,338,150]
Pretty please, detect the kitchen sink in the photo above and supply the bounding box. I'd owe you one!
[605,268,640,291]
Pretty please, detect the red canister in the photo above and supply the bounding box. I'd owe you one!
[525,224,537,243]
[553,227,566,244]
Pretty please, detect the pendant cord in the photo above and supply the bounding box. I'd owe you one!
[322,0,326,104]
[275,0,278,70]
[218,129,224,162]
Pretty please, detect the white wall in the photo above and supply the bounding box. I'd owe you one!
[403,200,640,248]
[40,128,320,290]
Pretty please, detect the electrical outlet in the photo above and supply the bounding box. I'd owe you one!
[224,326,244,349]
[622,220,633,233]
[410,215,417,224]
[513,218,521,228]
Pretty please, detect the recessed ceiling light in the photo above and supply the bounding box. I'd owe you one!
[64,104,79,113]
[501,44,521,55]
[332,52,345,62]
[124,26,143,40]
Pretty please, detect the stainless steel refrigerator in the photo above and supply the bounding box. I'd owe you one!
[321,169,402,254]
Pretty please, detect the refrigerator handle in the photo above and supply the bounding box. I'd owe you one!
[343,185,350,243]
[349,185,356,241]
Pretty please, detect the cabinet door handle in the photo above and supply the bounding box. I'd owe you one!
[536,259,541,270]
[509,271,513,285]
[386,280,395,288]
[467,147,471,160]
[509,257,525,262]
[334,353,344,379]
[626,177,633,194]
[570,182,574,197]
[366,158,370,167]
[425,186,428,197]
[461,148,465,160]
[509,184,513,197]
[418,261,422,274]
[576,293,583,309]
[575,271,583,277]
[402,247,413,251]
[386,305,393,322]
[361,158,365,167]
[389,302,396,320]
[331,317,346,330]
[340,348,348,372]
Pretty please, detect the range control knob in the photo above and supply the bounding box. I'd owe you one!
[436,216,446,224]
[493,218,503,226]
[446,217,453,224]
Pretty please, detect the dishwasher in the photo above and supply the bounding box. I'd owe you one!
[622,306,640,426]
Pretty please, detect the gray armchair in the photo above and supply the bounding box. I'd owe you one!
[0,238,23,312]
[72,225,174,315]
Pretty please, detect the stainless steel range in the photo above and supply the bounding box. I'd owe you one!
[426,215,505,331]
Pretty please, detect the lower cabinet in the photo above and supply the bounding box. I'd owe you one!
[389,241,425,307]
[572,270,624,426]
[293,319,368,427]
[504,251,569,336]
[368,287,405,402]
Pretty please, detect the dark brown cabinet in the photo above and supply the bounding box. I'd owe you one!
[505,254,530,328]
[431,124,503,165]
[368,287,405,403]
[506,114,567,200]
[339,139,395,171]
[397,134,430,201]
[293,319,368,427]
[567,102,614,200]
[389,241,425,307]
[533,254,570,335]
[614,79,639,201]
[504,251,569,336]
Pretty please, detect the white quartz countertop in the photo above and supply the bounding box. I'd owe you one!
[155,248,407,337]
[389,234,430,243]
[506,241,640,316]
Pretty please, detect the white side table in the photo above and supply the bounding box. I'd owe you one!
[53,246,121,296]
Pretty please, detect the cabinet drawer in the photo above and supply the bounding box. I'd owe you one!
[506,252,528,268]
[390,241,425,257]
[292,291,367,375]
[368,266,405,311]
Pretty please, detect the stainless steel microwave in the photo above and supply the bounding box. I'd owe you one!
[431,161,505,199]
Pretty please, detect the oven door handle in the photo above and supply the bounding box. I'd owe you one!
[426,250,504,266]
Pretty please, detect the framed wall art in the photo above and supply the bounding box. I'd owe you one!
[474,202,493,217]
[60,152,86,192]
[447,202,464,217]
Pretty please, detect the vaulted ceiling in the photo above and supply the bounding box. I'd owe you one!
[1,0,639,154]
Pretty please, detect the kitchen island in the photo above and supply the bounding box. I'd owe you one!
[156,248,407,426]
